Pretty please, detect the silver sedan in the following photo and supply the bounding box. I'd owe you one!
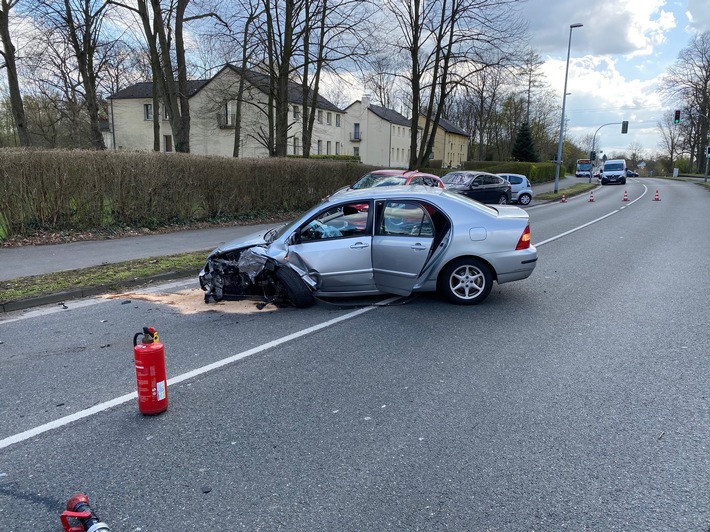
[199,186,538,307]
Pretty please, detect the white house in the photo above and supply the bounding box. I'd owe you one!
[342,97,416,168]
[107,64,345,158]
[418,115,469,168]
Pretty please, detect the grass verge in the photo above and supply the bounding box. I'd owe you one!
[0,251,209,306]
[535,182,598,201]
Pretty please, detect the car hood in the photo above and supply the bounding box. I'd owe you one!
[208,227,274,257]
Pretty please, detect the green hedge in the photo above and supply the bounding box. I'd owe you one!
[459,161,557,183]
[0,149,376,240]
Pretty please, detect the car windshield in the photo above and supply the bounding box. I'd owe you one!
[605,163,624,171]
[441,173,474,186]
[352,173,406,189]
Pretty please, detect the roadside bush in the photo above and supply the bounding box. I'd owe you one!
[0,148,375,240]
[458,161,557,183]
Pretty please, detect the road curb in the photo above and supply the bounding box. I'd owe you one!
[1,269,199,313]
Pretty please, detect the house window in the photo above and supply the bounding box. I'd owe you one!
[327,140,331,155]
[326,112,332,125]
[335,142,340,155]
[317,140,322,154]
[293,136,301,156]
[164,135,173,152]
[336,114,341,127]
[317,110,323,124]
[293,105,300,119]
[144,104,153,120]
[163,105,169,120]
[353,123,360,140]
[222,101,236,128]
[353,147,360,157]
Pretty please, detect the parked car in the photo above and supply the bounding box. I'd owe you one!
[496,173,534,205]
[441,171,512,204]
[199,186,537,307]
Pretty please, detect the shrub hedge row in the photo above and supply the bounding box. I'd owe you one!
[0,149,374,240]
[461,161,558,183]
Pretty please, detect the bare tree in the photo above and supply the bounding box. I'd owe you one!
[0,0,31,145]
[664,31,710,173]
[379,0,524,169]
[657,110,684,168]
[34,0,111,149]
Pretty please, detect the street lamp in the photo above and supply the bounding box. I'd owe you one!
[554,23,583,193]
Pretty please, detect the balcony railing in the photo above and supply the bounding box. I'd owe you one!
[350,132,362,142]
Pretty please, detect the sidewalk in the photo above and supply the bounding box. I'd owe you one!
[0,176,580,283]
[0,224,273,282]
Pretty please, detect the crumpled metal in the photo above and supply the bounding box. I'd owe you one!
[236,247,269,282]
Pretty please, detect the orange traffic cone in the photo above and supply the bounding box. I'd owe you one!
[653,189,661,201]
[589,191,595,202]
[622,190,629,201]
[560,193,567,203]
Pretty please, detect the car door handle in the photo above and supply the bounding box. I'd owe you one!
[350,242,370,249]
[410,243,428,251]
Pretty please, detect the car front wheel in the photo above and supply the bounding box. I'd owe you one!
[439,258,493,305]
[275,267,315,308]
[518,193,532,205]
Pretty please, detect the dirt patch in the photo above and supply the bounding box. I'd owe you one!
[103,288,280,315]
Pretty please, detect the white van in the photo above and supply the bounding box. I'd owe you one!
[600,159,627,185]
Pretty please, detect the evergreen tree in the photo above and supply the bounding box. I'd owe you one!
[512,122,539,162]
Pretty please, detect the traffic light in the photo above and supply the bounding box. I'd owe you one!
[674,110,681,123]
[590,150,596,160]
[621,121,628,134]
[706,145,710,158]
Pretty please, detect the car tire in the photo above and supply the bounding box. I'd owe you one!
[275,267,315,308]
[497,194,508,204]
[439,258,493,305]
[518,193,532,205]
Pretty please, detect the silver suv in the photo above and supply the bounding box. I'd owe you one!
[497,173,533,205]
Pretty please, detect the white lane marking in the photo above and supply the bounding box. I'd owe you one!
[534,184,648,247]
[0,296,400,450]
[0,298,112,324]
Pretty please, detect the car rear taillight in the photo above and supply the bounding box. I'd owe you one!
[516,224,531,250]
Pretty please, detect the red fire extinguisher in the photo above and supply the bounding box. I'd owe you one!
[133,326,168,415]
[60,493,110,531]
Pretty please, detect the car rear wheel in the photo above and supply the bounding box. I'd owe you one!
[275,267,315,308]
[497,194,508,204]
[518,193,532,205]
[439,258,493,305]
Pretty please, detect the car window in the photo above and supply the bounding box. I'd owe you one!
[299,203,370,242]
[508,176,522,185]
[378,201,433,237]
[408,176,424,185]
[442,173,473,186]
[422,176,438,187]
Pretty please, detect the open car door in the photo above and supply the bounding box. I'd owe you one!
[371,200,435,296]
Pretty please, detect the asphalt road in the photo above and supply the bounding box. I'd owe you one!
[0,178,708,531]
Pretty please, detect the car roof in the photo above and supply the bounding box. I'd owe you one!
[322,184,498,214]
[446,170,500,177]
[368,169,440,178]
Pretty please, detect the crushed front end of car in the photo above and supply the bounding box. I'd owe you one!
[199,241,315,308]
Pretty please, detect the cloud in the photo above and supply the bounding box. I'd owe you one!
[524,0,676,58]
[685,0,710,32]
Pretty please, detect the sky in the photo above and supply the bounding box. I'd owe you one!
[525,0,710,158]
